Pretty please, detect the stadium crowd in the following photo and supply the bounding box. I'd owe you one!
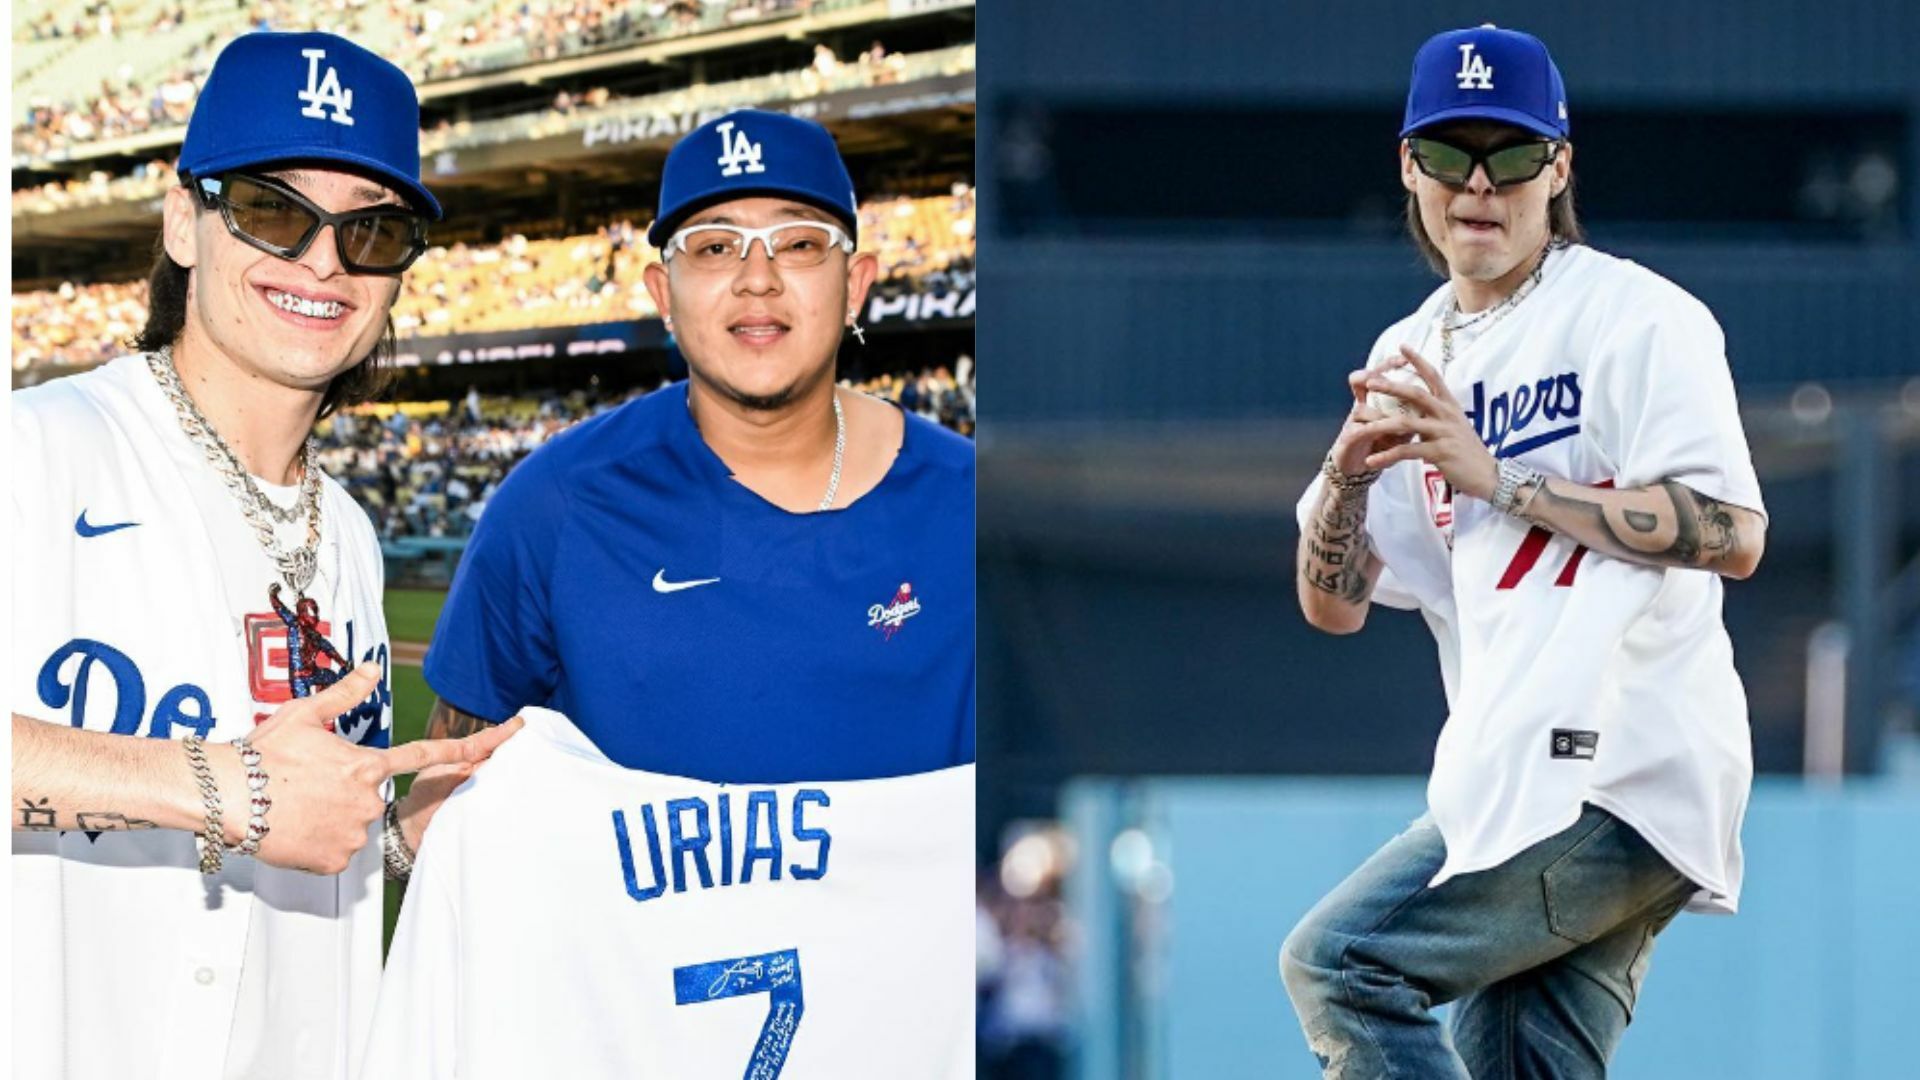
[419,39,964,154]
[14,189,975,371]
[15,0,838,157]
[9,280,150,373]
[315,361,973,540]
[12,159,175,217]
[977,857,1072,1080]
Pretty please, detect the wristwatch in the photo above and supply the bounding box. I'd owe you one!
[1491,458,1543,516]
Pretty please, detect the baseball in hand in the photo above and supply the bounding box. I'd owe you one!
[1365,358,1431,417]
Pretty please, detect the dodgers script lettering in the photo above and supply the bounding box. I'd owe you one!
[1465,371,1583,457]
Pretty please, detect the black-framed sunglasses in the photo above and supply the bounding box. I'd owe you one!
[1406,137,1563,188]
[192,173,430,275]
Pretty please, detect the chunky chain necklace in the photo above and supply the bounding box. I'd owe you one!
[147,347,323,596]
[817,390,847,512]
[1439,239,1563,367]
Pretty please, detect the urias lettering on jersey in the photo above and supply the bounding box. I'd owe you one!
[613,788,832,901]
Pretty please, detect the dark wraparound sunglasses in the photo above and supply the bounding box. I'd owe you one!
[1406,137,1563,188]
[193,173,430,275]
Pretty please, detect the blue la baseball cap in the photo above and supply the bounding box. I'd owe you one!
[1401,25,1569,141]
[647,109,858,248]
[179,31,442,220]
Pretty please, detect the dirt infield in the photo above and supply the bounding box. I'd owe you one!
[392,641,428,666]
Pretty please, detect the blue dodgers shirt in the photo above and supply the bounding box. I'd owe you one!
[423,382,975,783]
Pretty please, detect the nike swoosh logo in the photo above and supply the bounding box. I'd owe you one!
[75,511,139,538]
[653,569,721,593]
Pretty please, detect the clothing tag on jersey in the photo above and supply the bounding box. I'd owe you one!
[1550,729,1599,760]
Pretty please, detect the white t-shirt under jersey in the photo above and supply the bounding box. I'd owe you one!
[12,355,394,1080]
[363,710,974,1080]
[1298,244,1765,914]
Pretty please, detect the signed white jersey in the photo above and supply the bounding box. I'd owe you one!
[362,710,974,1080]
[1299,244,1765,913]
[12,355,394,1080]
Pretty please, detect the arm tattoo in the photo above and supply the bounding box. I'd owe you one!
[426,699,494,740]
[1300,486,1379,604]
[19,797,58,831]
[1527,478,1743,571]
[75,812,157,831]
[17,797,158,833]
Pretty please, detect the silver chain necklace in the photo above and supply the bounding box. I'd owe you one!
[1440,240,1562,367]
[687,387,847,511]
[147,348,323,596]
[817,391,846,512]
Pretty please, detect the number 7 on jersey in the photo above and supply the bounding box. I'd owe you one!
[1496,479,1612,590]
[674,949,804,1079]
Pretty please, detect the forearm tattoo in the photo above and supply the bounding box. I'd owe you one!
[1527,478,1744,570]
[1300,486,1379,604]
[426,699,494,740]
[18,797,57,831]
[16,797,157,833]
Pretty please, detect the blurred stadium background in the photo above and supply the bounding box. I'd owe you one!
[12,0,973,939]
[975,3,1919,1079]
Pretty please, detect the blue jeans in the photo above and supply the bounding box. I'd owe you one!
[1280,805,1695,1079]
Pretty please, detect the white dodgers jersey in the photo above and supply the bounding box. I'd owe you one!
[1300,244,1765,914]
[13,355,393,1080]
[363,710,974,1079]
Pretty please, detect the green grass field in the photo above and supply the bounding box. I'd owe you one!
[384,587,446,646]
[384,591,445,949]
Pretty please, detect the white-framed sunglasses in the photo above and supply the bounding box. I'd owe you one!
[662,220,855,270]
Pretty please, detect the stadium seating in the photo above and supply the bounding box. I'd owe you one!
[321,365,971,557]
[13,190,976,369]
[419,42,973,155]
[12,0,885,158]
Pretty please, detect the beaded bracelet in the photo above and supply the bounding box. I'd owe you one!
[227,736,272,857]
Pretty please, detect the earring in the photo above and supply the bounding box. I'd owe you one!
[847,309,866,345]
[662,315,673,331]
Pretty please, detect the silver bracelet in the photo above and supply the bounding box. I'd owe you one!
[382,800,416,882]
[1491,458,1543,516]
[181,735,224,875]
[226,736,271,857]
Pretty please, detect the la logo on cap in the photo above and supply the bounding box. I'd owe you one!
[1455,43,1494,90]
[298,48,355,126]
[715,119,765,177]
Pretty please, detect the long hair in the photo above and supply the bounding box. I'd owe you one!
[130,218,398,419]
[1404,171,1586,277]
